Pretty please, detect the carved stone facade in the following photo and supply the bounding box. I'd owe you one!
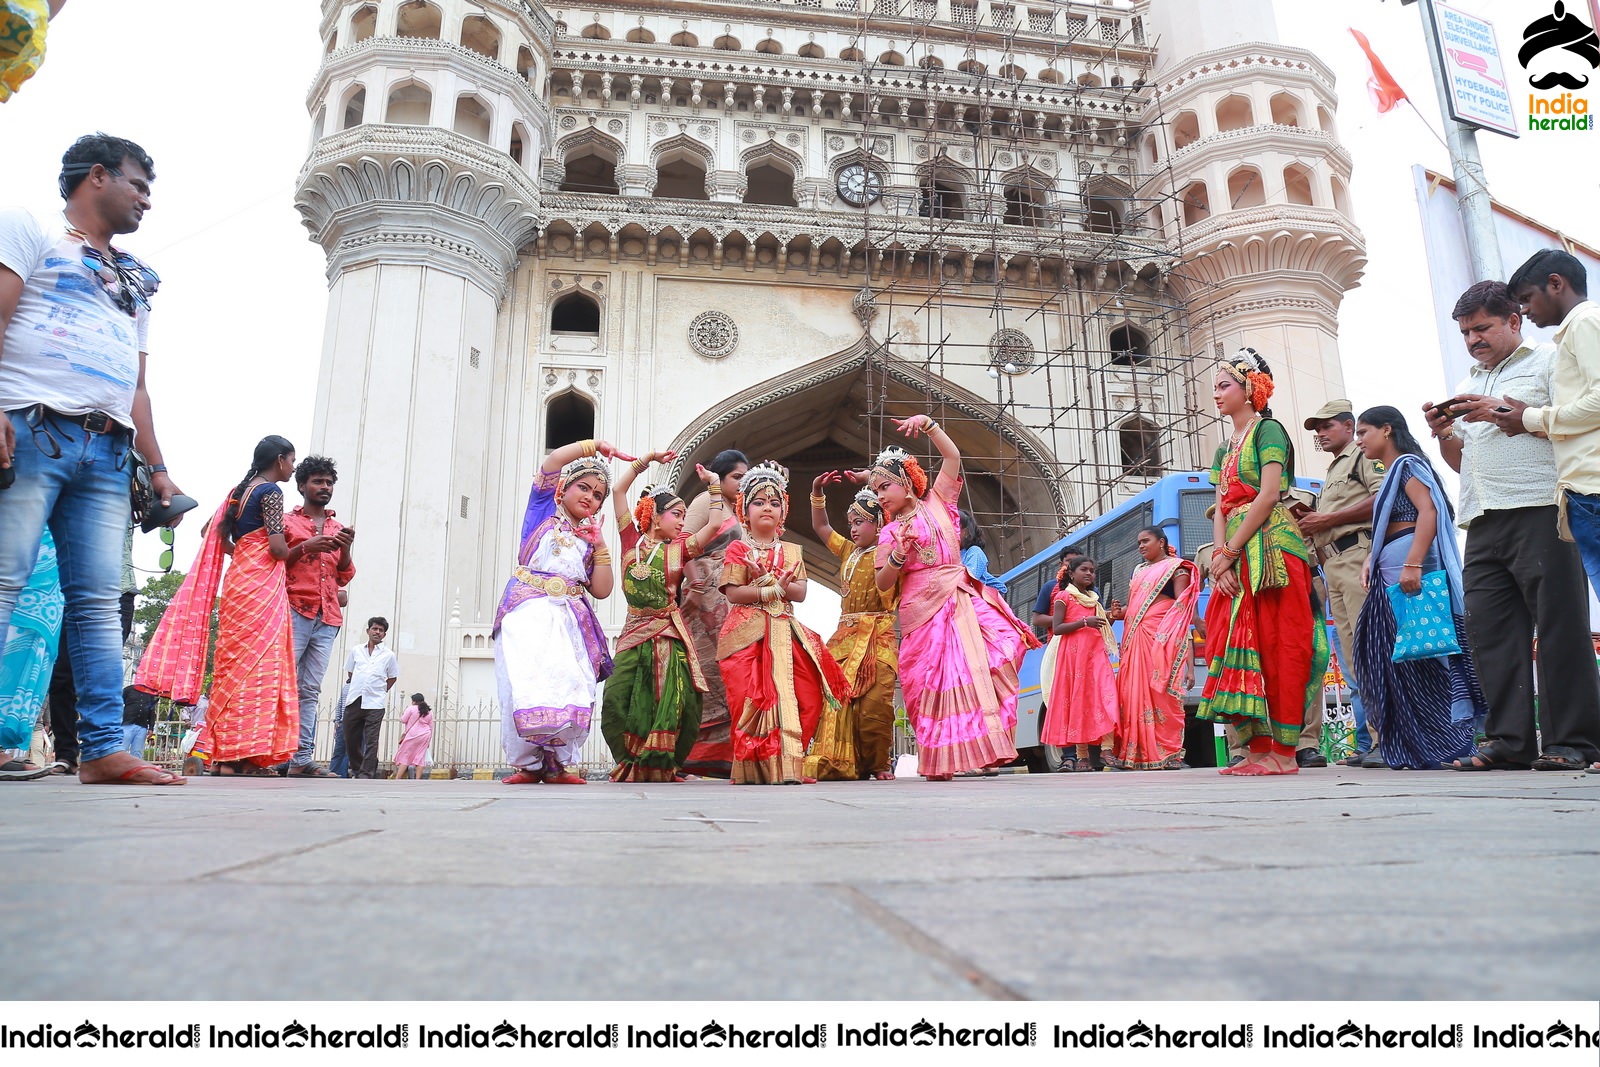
[295,0,1365,722]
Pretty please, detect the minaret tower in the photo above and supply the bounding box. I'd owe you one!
[1141,0,1367,443]
[294,0,552,694]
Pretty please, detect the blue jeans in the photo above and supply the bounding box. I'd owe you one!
[1563,491,1600,600]
[122,723,149,757]
[289,611,340,766]
[0,410,131,764]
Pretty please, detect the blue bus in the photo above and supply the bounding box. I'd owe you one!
[997,469,1329,772]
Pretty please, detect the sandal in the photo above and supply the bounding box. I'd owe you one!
[1451,743,1531,771]
[0,759,52,781]
[500,769,542,784]
[1532,747,1589,772]
[1054,756,1078,773]
[871,770,895,780]
[544,771,587,785]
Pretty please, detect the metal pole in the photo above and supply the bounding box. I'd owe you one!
[1416,0,1503,281]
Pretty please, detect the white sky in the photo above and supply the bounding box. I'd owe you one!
[3,0,1596,634]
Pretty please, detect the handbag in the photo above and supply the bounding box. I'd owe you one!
[1386,570,1462,662]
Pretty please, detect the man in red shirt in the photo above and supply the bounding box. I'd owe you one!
[280,455,355,777]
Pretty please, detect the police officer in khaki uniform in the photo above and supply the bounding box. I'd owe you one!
[1295,399,1386,768]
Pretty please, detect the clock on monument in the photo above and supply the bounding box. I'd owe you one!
[835,164,883,207]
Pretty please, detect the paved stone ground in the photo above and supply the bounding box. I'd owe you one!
[2,766,1596,1000]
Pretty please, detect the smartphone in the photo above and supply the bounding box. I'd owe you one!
[1431,401,1458,420]
[0,465,13,491]
[1493,405,1513,414]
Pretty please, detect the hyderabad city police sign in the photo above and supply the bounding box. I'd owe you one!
[1424,0,1521,137]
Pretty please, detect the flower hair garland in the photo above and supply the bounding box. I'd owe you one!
[736,460,790,522]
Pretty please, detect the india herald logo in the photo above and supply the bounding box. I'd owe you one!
[1519,2,1600,89]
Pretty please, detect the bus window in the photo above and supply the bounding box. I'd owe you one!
[1179,488,1213,555]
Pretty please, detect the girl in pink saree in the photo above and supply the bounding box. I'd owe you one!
[1112,526,1201,770]
[870,415,1039,780]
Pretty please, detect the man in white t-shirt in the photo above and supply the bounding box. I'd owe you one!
[343,616,399,779]
[0,133,186,786]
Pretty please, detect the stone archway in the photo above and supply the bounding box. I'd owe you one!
[664,340,1067,590]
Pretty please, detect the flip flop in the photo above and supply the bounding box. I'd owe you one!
[1532,748,1588,772]
[0,759,52,781]
[105,764,185,786]
[1451,743,1531,771]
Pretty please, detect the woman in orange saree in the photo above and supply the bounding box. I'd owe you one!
[137,436,300,775]
[1113,527,1201,770]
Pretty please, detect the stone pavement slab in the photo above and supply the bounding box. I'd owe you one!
[1,767,1595,1000]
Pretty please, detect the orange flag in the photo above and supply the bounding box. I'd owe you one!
[1349,28,1409,114]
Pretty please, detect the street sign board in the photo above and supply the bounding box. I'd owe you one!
[1424,0,1520,137]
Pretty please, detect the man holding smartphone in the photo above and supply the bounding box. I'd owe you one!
[0,134,186,785]
[279,455,356,777]
[1428,279,1600,773]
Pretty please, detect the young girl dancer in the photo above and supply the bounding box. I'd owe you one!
[495,437,633,785]
[870,415,1038,780]
[805,472,900,780]
[1043,555,1120,771]
[602,452,725,782]
[718,461,850,785]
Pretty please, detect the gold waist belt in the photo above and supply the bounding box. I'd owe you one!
[513,566,585,598]
[838,611,893,624]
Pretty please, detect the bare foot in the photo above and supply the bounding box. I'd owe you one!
[78,751,186,786]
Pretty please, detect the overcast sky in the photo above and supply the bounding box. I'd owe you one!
[3,0,1595,629]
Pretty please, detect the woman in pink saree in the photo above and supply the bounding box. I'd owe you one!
[870,415,1039,780]
[1112,526,1201,770]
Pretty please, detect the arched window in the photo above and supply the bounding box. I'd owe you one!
[1226,165,1265,209]
[839,45,865,61]
[1331,174,1352,215]
[799,42,825,59]
[351,4,377,43]
[1076,71,1101,87]
[550,291,601,335]
[744,158,797,207]
[559,141,620,193]
[516,46,536,81]
[626,26,656,43]
[453,95,492,142]
[654,145,710,200]
[757,37,783,54]
[1108,324,1151,366]
[1085,192,1125,234]
[918,167,966,220]
[396,0,442,39]
[958,59,987,75]
[1283,163,1315,206]
[1181,180,1210,226]
[1003,181,1046,226]
[1171,110,1199,150]
[1215,93,1254,131]
[998,63,1026,81]
[460,15,501,60]
[510,122,529,167]
[1318,105,1336,134]
[386,82,432,125]
[1037,67,1064,84]
[878,50,905,65]
[919,55,944,70]
[325,33,338,53]
[544,390,596,449]
[341,85,367,130]
[1270,91,1303,127]
[671,30,699,47]
[580,22,611,40]
[713,34,741,50]
[312,106,327,143]
[1119,417,1161,476]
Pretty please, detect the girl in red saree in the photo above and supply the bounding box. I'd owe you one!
[1113,527,1201,770]
[717,461,850,785]
[1198,351,1330,775]
[871,415,1039,780]
[137,436,301,775]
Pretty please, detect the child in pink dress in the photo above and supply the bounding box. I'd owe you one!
[869,416,1038,780]
[1043,556,1119,771]
[391,694,433,780]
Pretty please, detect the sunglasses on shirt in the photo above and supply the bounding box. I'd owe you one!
[159,526,174,572]
[80,246,159,318]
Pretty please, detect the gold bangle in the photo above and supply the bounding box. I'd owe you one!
[579,439,598,458]
[592,548,612,566]
[809,493,828,508]
[925,419,940,434]
[708,484,722,496]
[631,458,649,473]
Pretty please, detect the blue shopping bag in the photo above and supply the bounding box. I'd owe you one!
[1386,570,1462,663]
